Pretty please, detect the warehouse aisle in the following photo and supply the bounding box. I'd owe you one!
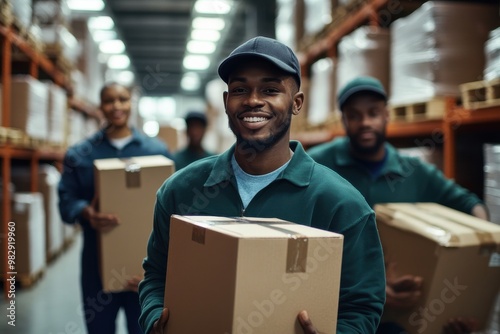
[0,232,128,334]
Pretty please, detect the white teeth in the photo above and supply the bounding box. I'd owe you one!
[243,117,267,123]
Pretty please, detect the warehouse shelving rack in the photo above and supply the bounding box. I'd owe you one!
[293,0,500,193]
[0,24,99,298]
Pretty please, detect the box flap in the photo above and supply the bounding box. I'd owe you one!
[375,203,500,249]
[175,215,343,239]
[94,155,174,171]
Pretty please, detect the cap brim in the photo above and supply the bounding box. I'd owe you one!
[218,53,297,83]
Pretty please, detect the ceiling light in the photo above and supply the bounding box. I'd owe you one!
[183,55,210,70]
[192,17,225,31]
[91,30,117,42]
[99,40,126,54]
[191,29,221,42]
[187,41,216,54]
[181,72,201,91]
[117,70,135,84]
[107,55,130,69]
[194,0,232,14]
[68,0,105,11]
[143,120,160,137]
[88,16,114,30]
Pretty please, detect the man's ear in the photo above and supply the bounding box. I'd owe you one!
[292,91,304,115]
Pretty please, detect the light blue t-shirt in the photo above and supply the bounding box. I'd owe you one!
[231,154,291,209]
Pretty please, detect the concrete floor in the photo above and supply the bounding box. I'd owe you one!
[0,232,128,334]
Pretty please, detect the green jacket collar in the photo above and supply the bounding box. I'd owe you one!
[205,141,312,188]
[334,137,406,177]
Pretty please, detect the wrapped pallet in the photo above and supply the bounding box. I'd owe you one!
[484,144,500,225]
[10,76,49,140]
[308,57,337,125]
[390,2,498,105]
[304,0,332,39]
[275,0,302,51]
[11,0,32,30]
[337,26,391,103]
[485,28,500,81]
[33,0,71,26]
[46,82,68,145]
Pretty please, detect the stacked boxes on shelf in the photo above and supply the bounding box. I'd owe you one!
[308,58,337,127]
[10,76,49,141]
[46,82,68,146]
[11,165,66,262]
[10,0,32,33]
[484,144,500,225]
[1,193,46,282]
[390,2,498,106]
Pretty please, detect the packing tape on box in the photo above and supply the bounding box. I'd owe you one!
[123,159,141,188]
[378,204,499,253]
[190,217,308,273]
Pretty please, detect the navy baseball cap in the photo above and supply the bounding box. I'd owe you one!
[184,111,207,126]
[337,76,387,110]
[218,36,301,87]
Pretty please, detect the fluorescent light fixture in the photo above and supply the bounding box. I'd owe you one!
[91,30,117,42]
[117,70,135,84]
[68,0,105,11]
[181,72,201,91]
[194,0,232,14]
[187,40,216,54]
[99,40,126,54]
[183,55,210,70]
[191,29,221,42]
[192,17,225,31]
[88,16,114,30]
[143,120,160,137]
[107,55,130,69]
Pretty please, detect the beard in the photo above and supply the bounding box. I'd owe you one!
[348,129,386,156]
[228,107,292,153]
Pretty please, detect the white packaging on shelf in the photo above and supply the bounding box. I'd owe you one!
[390,2,498,105]
[337,26,391,101]
[46,82,67,144]
[33,0,71,26]
[275,0,299,50]
[11,0,32,30]
[485,28,500,81]
[10,76,49,140]
[41,24,81,64]
[67,109,86,146]
[304,0,331,37]
[308,57,336,125]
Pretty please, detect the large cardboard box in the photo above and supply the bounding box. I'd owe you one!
[94,155,175,292]
[164,215,343,334]
[375,203,500,334]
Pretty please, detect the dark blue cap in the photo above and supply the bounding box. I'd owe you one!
[337,76,387,110]
[218,36,301,87]
[185,111,207,126]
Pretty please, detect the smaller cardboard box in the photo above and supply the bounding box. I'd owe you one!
[375,203,500,334]
[164,215,343,334]
[94,155,175,292]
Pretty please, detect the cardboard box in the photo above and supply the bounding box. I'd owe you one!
[10,76,49,140]
[94,155,175,292]
[11,165,65,261]
[9,193,46,277]
[164,215,343,334]
[375,203,500,334]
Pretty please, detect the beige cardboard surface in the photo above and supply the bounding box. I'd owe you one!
[165,215,343,334]
[94,155,174,292]
[376,203,500,334]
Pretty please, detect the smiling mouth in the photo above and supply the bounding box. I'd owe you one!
[243,116,268,123]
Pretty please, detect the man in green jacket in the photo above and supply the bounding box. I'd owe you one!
[138,37,386,334]
[308,76,489,334]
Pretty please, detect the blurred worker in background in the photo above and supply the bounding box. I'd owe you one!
[173,111,214,170]
[58,82,174,334]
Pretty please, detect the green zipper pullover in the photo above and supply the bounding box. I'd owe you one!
[139,141,385,334]
[308,137,482,212]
